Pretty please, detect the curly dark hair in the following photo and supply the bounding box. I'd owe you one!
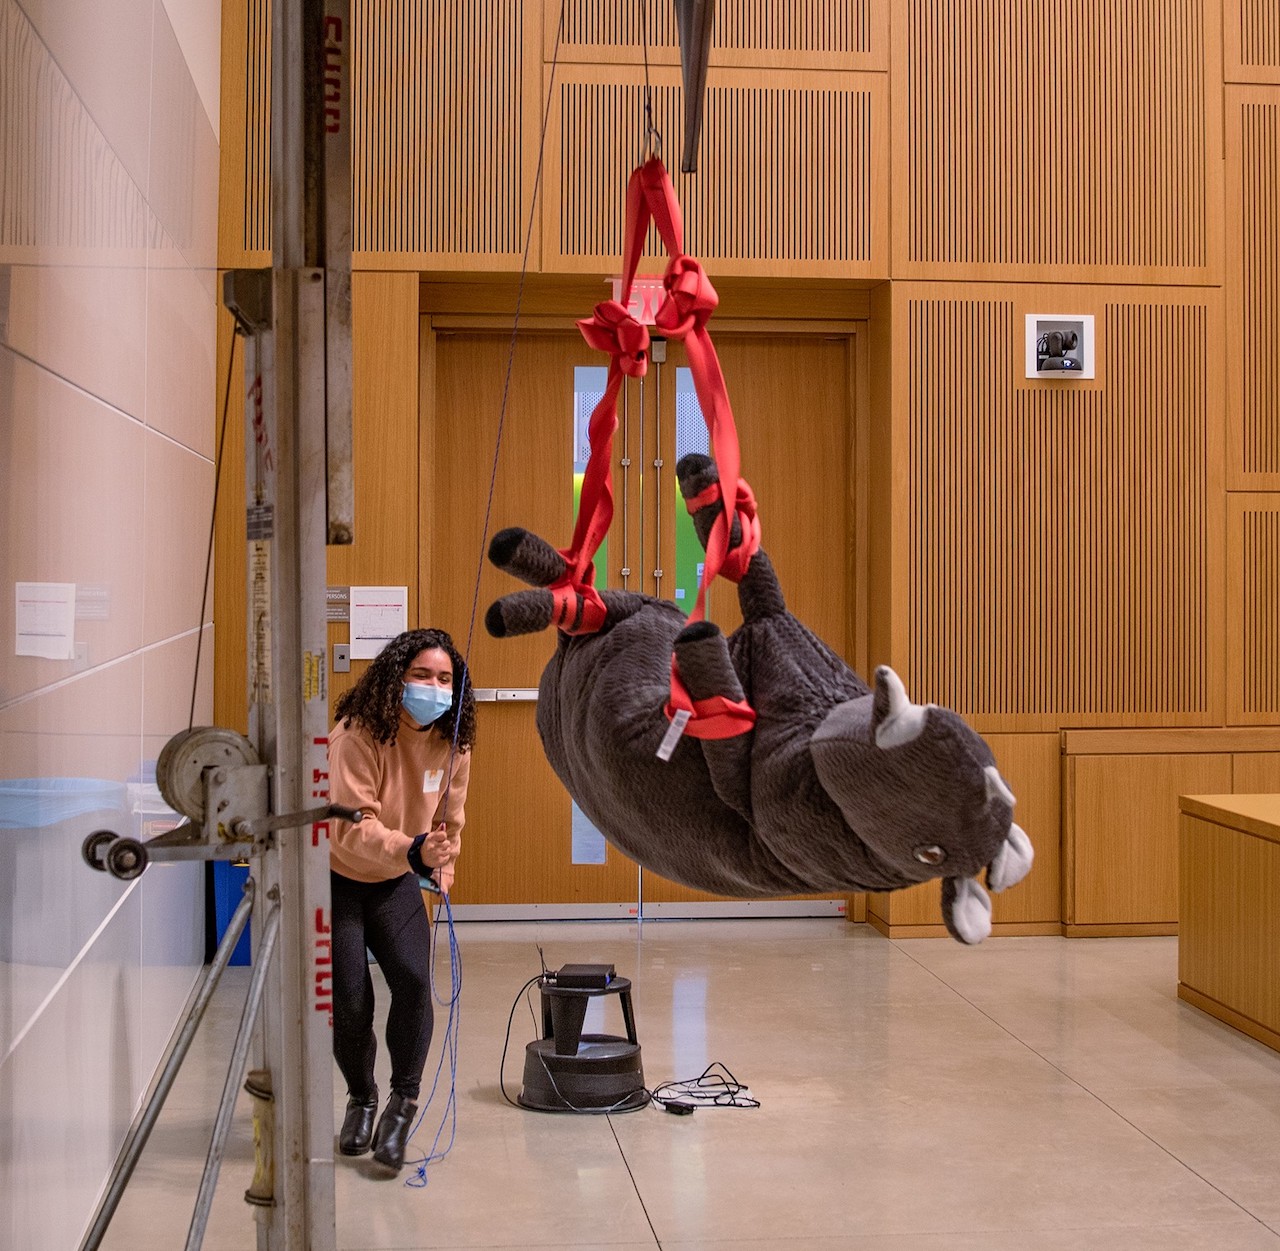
[333,628,476,750]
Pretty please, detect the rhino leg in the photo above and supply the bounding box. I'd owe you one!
[671,620,754,822]
[485,589,555,637]
[488,527,567,586]
[675,453,785,622]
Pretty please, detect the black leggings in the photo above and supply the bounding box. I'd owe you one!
[330,870,433,1102]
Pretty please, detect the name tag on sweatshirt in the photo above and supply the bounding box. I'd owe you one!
[423,768,444,795]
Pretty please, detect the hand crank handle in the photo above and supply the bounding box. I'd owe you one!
[233,803,365,838]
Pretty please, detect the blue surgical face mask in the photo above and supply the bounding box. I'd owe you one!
[402,681,452,726]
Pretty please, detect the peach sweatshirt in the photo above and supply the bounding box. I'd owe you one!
[327,710,471,884]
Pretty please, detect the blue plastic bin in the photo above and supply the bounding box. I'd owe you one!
[212,860,252,965]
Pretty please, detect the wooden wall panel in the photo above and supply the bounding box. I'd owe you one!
[213,272,420,731]
[213,305,249,734]
[883,283,1224,731]
[325,272,420,711]
[550,0,887,70]
[1065,752,1233,930]
[1227,495,1280,725]
[893,0,1222,282]
[1226,0,1280,82]
[545,65,887,277]
[1226,89,1280,489]
[868,732,1061,936]
[1234,752,1280,792]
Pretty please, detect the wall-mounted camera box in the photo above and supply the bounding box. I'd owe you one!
[1026,314,1094,379]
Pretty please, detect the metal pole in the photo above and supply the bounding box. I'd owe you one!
[260,0,347,1245]
[78,882,256,1251]
[185,902,283,1251]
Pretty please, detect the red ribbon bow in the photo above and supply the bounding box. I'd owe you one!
[577,301,650,377]
[655,255,719,339]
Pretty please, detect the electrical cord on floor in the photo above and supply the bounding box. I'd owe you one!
[499,974,546,1108]
[649,1062,759,1111]
[404,891,463,1187]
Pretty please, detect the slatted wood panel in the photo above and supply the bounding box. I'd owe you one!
[222,0,538,267]
[547,66,886,277]
[352,0,529,259]
[1228,495,1280,724]
[243,0,271,254]
[1226,0,1280,81]
[552,0,885,69]
[1227,91,1280,487]
[0,0,153,254]
[894,0,1221,281]
[894,285,1223,731]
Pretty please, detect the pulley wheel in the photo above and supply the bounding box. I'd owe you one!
[157,726,260,823]
[82,830,118,872]
[106,837,149,880]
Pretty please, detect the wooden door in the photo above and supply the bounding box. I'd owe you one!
[428,331,639,907]
[428,328,860,912]
[637,333,859,908]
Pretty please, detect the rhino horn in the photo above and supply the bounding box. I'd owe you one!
[872,666,927,748]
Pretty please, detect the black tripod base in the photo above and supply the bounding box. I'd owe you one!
[518,1035,648,1113]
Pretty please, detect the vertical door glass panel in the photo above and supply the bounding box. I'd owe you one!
[573,366,608,585]
[571,365,610,864]
[571,802,608,864]
[673,368,710,614]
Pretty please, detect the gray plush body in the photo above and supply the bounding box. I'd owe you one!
[487,455,1033,941]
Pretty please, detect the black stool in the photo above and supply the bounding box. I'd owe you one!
[518,976,648,1112]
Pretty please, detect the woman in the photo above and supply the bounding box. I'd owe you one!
[327,627,475,1172]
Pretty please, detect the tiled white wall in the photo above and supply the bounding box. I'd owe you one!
[0,0,219,1246]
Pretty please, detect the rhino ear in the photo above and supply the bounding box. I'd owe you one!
[987,823,1034,892]
[872,666,927,748]
[941,876,992,944]
[984,765,1016,807]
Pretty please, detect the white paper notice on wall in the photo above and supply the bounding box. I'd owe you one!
[349,585,408,659]
[15,582,77,659]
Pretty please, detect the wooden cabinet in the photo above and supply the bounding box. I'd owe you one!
[1064,752,1232,933]
[1179,795,1280,1054]
[1062,731,1280,935]
[868,732,1060,938]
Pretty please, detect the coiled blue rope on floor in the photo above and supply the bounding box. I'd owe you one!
[404,892,462,1187]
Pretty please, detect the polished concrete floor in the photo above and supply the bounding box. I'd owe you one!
[98,920,1280,1250]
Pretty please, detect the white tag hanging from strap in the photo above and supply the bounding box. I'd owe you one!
[656,709,692,762]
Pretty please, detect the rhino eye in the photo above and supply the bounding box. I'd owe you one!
[914,844,946,866]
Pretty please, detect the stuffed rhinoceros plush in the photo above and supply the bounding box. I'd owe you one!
[485,453,1032,943]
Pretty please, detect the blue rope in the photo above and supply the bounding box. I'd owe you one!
[403,892,462,1187]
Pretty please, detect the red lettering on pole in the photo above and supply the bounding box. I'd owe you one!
[323,18,344,134]
[249,373,275,473]
[314,906,333,1024]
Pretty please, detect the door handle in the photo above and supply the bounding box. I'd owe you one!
[472,688,539,702]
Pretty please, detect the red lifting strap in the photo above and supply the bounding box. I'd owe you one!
[564,157,758,738]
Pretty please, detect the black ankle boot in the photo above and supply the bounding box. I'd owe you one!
[371,1091,417,1171]
[339,1092,378,1156]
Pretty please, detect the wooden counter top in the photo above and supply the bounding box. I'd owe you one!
[1179,794,1280,844]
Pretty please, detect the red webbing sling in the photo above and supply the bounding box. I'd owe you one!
[561,157,759,742]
